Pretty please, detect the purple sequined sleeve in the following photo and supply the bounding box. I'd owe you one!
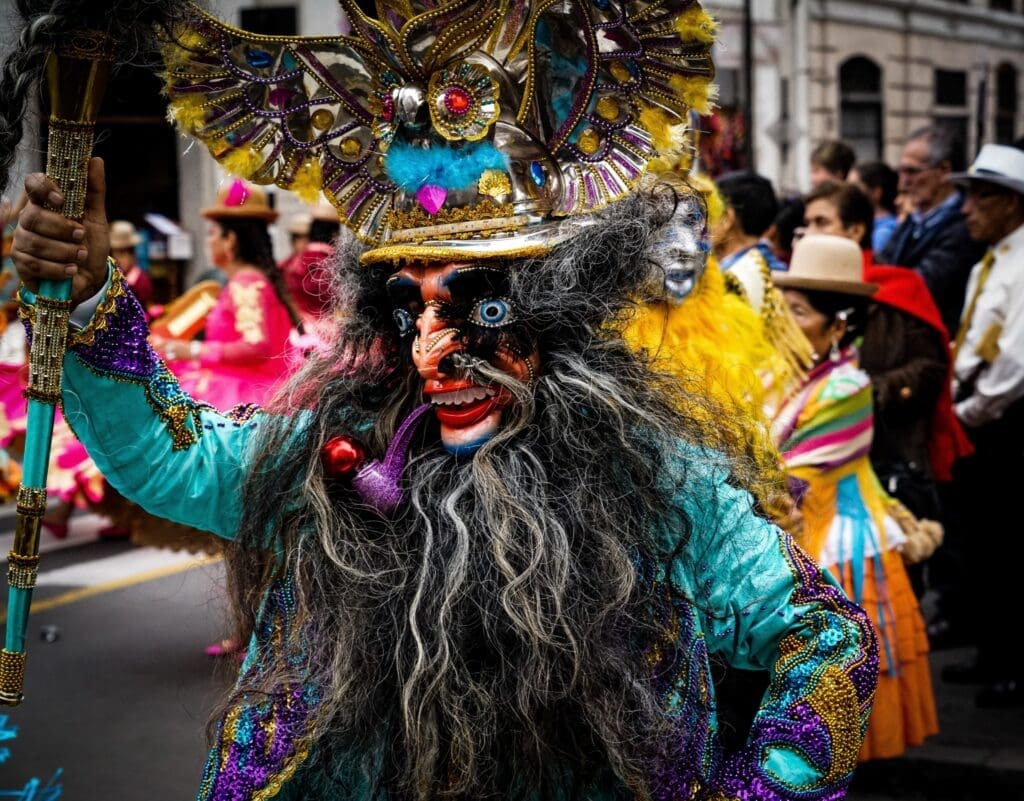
[708,536,878,801]
[21,266,264,540]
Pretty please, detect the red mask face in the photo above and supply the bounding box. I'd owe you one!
[387,261,537,455]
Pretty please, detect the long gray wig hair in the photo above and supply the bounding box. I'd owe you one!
[223,183,763,800]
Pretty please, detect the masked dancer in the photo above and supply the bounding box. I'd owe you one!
[9,1,878,798]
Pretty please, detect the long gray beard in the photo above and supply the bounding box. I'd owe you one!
[286,358,677,800]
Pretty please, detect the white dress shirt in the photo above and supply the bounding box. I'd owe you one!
[954,222,1024,427]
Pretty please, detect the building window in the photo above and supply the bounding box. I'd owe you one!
[839,56,883,161]
[239,5,297,35]
[996,63,1018,145]
[989,0,1014,12]
[935,69,967,107]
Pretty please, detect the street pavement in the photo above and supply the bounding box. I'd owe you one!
[0,506,1021,800]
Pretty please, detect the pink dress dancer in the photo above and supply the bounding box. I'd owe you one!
[166,267,295,409]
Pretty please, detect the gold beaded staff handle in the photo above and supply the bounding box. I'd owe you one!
[0,33,114,706]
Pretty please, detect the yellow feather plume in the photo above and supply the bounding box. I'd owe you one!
[669,75,718,117]
[638,105,693,171]
[218,146,264,181]
[675,7,718,44]
[161,30,209,71]
[166,96,208,136]
[289,159,324,204]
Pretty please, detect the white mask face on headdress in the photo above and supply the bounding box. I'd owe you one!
[654,197,710,302]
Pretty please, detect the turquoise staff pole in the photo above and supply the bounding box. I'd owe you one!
[0,34,113,706]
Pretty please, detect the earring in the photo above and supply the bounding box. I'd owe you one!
[829,340,841,363]
[810,350,820,364]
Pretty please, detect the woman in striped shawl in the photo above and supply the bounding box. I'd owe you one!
[771,235,939,763]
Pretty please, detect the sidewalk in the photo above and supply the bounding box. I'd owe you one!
[849,645,1024,800]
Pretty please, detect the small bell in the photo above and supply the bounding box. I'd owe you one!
[321,435,367,478]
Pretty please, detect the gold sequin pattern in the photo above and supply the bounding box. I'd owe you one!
[26,296,73,404]
[229,282,266,345]
[804,665,863,785]
[45,119,96,221]
[387,198,516,232]
[70,260,126,348]
[0,649,26,706]
[16,486,47,516]
[7,552,40,590]
[12,513,42,558]
[0,647,26,704]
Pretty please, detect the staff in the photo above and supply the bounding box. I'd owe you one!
[0,33,114,707]
[0,0,188,706]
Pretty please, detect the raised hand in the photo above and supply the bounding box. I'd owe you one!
[10,157,111,305]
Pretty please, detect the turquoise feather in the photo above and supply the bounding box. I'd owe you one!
[384,140,507,192]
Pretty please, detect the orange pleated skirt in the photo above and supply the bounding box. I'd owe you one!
[830,548,938,762]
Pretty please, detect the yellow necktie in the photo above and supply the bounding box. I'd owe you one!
[954,249,995,358]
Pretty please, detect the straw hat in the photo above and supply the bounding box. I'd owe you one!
[201,179,279,222]
[773,234,878,297]
[287,212,312,236]
[948,143,1024,197]
[310,200,340,223]
[109,220,142,249]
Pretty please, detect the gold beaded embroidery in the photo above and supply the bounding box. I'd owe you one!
[69,259,126,348]
[25,296,73,404]
[16,486,47,516]
[229,281,267,345]
[7,552,40,589]
[45,119,96,221]
[0,649,26,706]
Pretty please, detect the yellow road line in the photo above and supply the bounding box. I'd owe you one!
[0,554,223,624]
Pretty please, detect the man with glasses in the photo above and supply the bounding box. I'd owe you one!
[879,125,986,337]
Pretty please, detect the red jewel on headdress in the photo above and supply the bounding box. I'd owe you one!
[444,87,472,116]
[321,435,367,478]
[381,94,395,122]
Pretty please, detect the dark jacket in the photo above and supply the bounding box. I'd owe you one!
[877,196,986,338]
[860,301,948,473]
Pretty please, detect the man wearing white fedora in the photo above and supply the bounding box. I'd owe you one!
[937,143,1024,708]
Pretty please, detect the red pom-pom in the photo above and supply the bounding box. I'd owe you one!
[322,435,366,478]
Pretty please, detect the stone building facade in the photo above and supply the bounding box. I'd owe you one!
[710,0,1024,193]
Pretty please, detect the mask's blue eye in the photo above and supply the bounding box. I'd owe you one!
[393,308,415,335]
[470,297,512,327]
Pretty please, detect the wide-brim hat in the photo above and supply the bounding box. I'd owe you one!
[201,179,279,222]
[109,220,142,249]
[948,144,1024,196]
[310,201,341,224]
[287,212,312,236]
[773,234,878,297]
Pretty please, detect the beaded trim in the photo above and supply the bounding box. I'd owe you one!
[65,267,208,451]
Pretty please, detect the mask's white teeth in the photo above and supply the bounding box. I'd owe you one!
[430,386,493,406]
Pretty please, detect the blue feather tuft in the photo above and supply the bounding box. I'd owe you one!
[385,140,508,192]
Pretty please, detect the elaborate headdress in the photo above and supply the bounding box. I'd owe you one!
[162,0,716,264]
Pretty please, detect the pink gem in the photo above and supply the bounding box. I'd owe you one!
[416,184,448,215]
[381,94,395,122]
[224,179,249,207]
